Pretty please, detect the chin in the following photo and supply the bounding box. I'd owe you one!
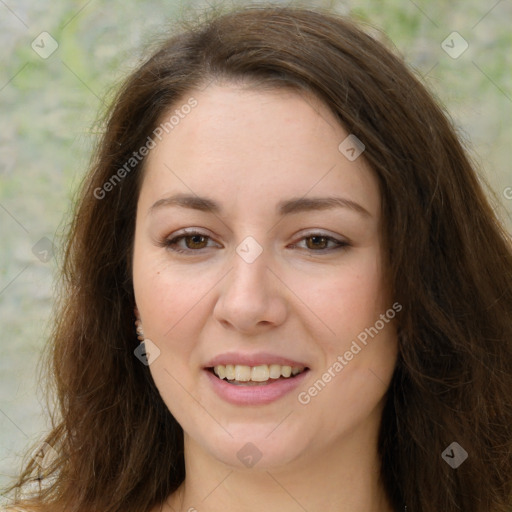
[200,429,310,471]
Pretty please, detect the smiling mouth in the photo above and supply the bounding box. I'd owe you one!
[207,364,309,386]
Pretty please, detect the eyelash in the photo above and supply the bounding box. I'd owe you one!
[159,230,349,255]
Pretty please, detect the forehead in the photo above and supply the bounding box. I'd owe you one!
[139,84,380,218]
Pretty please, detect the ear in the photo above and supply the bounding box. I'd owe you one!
[134,306,144,340]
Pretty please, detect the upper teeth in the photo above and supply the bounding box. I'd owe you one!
[213,364,305,382]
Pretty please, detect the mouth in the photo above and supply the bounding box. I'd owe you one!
[207,364,310,386]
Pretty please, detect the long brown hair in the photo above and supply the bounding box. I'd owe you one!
[4,5,512,512]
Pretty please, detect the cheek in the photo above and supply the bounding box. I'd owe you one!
[133,261,210,404]
[296,259,397,433]
[133,249,211,338]
[293,250,387,345]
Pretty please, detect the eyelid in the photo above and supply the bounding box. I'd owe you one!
[156,228,221,252]
[288,230,349,251]
[294,228,348,241]
[176,227,216,239]
[158,228,350,254]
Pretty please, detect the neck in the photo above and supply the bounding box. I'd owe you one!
[165,423,394,512]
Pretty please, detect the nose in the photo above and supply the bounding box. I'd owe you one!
[212,248,288,334]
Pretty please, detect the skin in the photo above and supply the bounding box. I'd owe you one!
[132,83,398,512]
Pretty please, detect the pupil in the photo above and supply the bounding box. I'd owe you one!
[188,235,206,248]
[308,236,327,249]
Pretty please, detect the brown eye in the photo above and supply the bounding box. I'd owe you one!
[184,234,209,249]
[289,233,349,253]
[160,231,219,254]
[305,235,329,250]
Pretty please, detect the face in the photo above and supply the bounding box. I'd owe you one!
[132,83,398,470]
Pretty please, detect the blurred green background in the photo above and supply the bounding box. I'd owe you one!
[1,0,511,496]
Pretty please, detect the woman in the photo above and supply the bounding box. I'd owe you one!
[3,5,512,512]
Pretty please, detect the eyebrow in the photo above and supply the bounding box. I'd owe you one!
[149,194,222,215]
[278,196,371,217]
[148,193,371,218]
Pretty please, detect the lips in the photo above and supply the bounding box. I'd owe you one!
[204,352,309,368]
[203,352,311,405]
[204,366,309,405]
